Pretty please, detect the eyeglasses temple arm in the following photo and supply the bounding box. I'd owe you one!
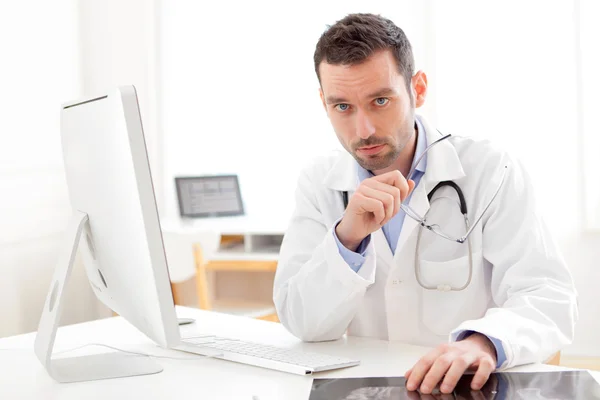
[459,165,508,243]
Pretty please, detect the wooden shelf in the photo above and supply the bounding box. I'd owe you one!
[560,356,600,371]
[211,250,279,262]
[189,233,282,322]
[205,260,278,272]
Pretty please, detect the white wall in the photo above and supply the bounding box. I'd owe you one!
[0,0,163,338]
[0,0,101,337]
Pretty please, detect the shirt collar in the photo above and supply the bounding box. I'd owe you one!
[356,116,428,182]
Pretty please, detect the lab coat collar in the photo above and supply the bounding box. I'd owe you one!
[418,115,465,191]
[322,115,466,192]
[322,150,359,192]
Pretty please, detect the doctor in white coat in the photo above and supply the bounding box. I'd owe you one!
[273,13,578,395]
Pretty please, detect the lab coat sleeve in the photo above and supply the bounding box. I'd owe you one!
[450,156,578,369]
[273,169,377,342]
[333,218,371,272]
[456,331,507,369]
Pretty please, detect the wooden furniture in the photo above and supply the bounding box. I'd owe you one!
[162,216,284,321]
[560,355,600,371]
[2,306,597,400]
[546,351,561,366]
[192,234,279,321]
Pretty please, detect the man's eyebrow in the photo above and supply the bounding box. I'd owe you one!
[367,88,398,98]
[325,95,348,105]
[325,88,398,105]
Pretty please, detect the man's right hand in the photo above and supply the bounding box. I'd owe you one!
[336,170,415,251]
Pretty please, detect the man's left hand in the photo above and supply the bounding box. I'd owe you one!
[405,333,497,395]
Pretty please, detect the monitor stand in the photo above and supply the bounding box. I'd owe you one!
[34,211,163,383]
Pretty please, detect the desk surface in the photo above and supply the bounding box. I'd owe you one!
[0,306,597,400]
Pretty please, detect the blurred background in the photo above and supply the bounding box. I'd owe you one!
[0,0,598,366]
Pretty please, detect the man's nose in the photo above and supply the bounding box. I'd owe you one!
[355,110,376,139]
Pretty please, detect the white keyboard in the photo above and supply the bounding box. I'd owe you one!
[176,335,360,375]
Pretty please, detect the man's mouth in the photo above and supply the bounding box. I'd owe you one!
[357,144,385,156]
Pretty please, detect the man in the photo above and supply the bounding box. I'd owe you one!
[273,13,577,395]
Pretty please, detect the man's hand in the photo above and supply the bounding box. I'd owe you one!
[405,333,497,395]
[336,170,415,251]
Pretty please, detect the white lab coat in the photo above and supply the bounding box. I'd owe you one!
[273,116,578,369]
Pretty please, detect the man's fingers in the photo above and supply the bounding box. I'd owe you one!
[360,186,394,224]
[355,194,386,225]
[470,356,495,391]
[406,338,497,396]
[406,347,445,391]
[439,353,477,394]
[408,179,415,195]
[362,179,401,216]
[372,170,410,200]
[405,368,412,380]
[420,353,457,394]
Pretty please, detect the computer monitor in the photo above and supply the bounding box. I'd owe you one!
[175,175,244,218]
[34,86,360,383]
[35,86,181,383]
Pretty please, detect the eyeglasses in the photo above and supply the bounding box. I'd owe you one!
[400,133,508,244]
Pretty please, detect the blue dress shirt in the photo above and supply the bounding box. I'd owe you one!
[332,117,506,369]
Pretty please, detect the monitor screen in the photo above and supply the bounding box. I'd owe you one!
[175,175,244,217]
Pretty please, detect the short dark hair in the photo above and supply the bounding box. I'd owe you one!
[314,13,415,88]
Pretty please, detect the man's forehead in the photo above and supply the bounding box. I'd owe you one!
[318,51,406,99]
[319,57,395,82]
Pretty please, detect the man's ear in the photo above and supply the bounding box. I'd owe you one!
[411,71,428,108]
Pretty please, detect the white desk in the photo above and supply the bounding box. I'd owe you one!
[1,306,598,400]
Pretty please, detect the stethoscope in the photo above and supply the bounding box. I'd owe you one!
[341,179,474,292]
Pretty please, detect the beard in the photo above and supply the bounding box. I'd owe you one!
[349,123,415,171]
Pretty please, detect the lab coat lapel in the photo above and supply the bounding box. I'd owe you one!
[394,116,467,255]
[373,229,393,267]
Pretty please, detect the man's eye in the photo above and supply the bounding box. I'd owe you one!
[335,104,350,112]
[375,98,389,106]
